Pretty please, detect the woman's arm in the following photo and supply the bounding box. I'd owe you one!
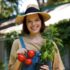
[8,60,21,70]
[53,45,65,70]
[8,39,21,70]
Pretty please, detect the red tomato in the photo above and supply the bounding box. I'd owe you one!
[25,58,32,65]
[27,50,35,58]
[18,53,26,62]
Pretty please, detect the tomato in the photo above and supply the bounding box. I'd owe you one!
[18,53,26,62]
[25,58,32,65]
[27,50,35,58]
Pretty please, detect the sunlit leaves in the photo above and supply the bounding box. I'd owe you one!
[40,25,63,61]
[0,0,18,18]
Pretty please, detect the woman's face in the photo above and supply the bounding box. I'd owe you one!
[26,14,42,35]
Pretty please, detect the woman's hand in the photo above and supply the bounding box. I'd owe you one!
[40,65,49,70]
[17,48,27,55]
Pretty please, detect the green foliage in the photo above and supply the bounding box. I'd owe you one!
[40,25,63,61]
[55,19,70,53]
[55,19,70,42]
[0,60,5,70]
[40,19,70,62]
[0,0,18,18]
[40,39,57,61]
[4,31,19,59]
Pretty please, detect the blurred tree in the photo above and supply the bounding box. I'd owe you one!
[0,0,19,18]
[5,31,19,59]
[37,0,70,8]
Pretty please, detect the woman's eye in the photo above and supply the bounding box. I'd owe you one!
[35,19,40,22]
[27,21,32,23]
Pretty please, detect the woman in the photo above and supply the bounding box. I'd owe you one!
[8,5,64,70]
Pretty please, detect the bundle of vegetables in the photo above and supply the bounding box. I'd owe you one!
[36,25,63,70]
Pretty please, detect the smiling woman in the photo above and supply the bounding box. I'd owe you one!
[23,14,44,36]
[8,4,64,70]
[26,14,42,35]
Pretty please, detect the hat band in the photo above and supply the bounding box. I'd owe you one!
[25,7,40,14]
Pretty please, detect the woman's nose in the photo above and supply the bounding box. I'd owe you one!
[32,21,36,26]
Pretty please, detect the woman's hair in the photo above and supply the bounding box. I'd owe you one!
[22,14,45,34]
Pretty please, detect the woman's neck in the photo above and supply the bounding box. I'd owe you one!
[29,33,41,38]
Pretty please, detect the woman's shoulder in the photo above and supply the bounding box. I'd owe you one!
[12,39,20,48]
[12,38,23,49]
[13,38,19,44]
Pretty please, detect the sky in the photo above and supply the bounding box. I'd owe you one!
[18,0,38,13]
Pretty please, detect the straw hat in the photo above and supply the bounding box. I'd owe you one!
[15,4,51,24]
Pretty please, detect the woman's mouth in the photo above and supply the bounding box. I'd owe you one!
[31,25,39,31]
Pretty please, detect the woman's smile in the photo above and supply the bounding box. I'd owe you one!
[30,24,39,31]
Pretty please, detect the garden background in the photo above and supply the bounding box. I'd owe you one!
[0,0,70,70]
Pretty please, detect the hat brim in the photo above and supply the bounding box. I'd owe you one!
[15,12,51,24]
